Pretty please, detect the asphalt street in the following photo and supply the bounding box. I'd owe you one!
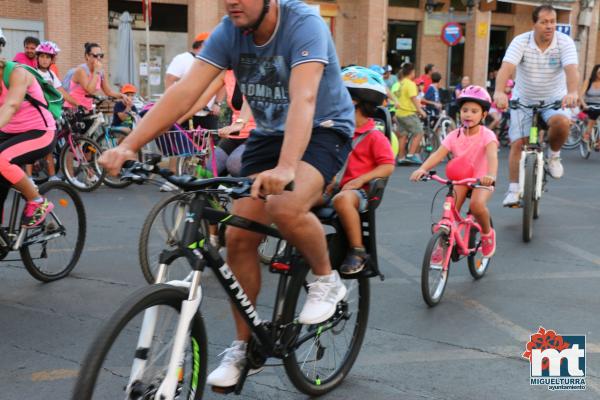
[1,147,600,400]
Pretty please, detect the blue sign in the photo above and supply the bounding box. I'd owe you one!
[556,24,571,37]
[441,22,462,47]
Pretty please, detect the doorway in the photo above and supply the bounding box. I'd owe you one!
[387,21,418,73]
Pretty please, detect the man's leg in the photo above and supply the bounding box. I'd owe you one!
[266,161,329,274]
[266,161,347,324]
[207,197,270,387]
[545,114,570,178]
[226,197,271,342]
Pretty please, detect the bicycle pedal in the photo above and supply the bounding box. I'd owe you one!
[211,385,236,394]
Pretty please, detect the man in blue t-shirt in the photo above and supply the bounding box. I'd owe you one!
[99,0,355,388]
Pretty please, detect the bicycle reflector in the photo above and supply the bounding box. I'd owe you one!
[59,198,69,207]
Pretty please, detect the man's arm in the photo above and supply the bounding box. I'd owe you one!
[493,61,516,109]
[165,73,179,90]
[563,64,580,108]
[411,96,426,117]
[250,62,324,198]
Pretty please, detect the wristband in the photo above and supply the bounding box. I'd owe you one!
[235,118,246,125]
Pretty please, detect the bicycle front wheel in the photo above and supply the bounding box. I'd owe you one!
[522,153,537,242]
[562,121,582,149]
[20,181,86,282]
[72,284,207,400]
[421,230,451,306]
[60,136,105,192]
[139,193,195,284]
[282,268,370,396]
[467,218,493,280]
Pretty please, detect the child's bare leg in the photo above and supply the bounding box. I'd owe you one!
[46,154,56,176]
[469,189,493,234]
[333,191,363,248]
[453,186,470,213]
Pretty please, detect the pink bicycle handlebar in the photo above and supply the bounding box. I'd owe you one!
[425,173,495,191]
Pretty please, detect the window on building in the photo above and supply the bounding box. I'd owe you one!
[108,0,187,32]
[389,0,420,8]
[495,2,513,13]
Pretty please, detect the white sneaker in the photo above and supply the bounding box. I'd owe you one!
[298,271,347,325]
[159,182,178,192]
[70,177,86,189]
[48,175,62,182]
[206,340,263,387]
[502,190,520,207]
[547,155,564,179]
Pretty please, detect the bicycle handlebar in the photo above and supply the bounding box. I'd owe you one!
[121,157,294,197]
[509,99,562,110]
[420,171,494,191]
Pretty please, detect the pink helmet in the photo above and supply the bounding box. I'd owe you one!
[457,85,492,111]
[35,41,60,56]
[506,79,515,88]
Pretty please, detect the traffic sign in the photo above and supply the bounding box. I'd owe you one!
[556,24,571,37]
[441,22,463,46]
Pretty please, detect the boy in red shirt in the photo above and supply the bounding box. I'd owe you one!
[331,66,395,274]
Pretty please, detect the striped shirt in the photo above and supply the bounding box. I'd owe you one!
[503,31,578,102]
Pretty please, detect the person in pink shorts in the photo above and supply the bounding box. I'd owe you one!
[410,85,499,257]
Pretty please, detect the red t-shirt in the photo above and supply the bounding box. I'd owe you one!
[13,52,37,68]
[340,118,395,188]
[419,74,433,94]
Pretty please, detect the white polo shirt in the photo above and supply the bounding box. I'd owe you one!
[503,31,578,102]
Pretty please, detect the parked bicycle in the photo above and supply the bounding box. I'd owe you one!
[419,172,494,307]
[73,156,387,399]
[0,180,86,281]
[508,99,561,242]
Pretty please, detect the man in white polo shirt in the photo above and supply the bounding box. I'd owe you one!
[494,4,579,207]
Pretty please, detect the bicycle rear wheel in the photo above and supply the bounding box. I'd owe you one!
[579,137,591,159]
[282,268,369,396]
[522,153,536,242]
[20,181,86,282]
[72,284,207,400]
[421,230,451,306]
[60,136,105,192]
[139,193,195,284]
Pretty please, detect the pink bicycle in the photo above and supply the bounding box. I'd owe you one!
[419,172,494,307]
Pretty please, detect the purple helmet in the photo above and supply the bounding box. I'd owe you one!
[35,41,60,56]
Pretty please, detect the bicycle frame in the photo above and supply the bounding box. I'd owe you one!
[127,191,341,399]
[431,177,483,269]
[515,103,548,201]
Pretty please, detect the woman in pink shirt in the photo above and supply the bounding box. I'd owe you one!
[0,59,56,227]
[411,85,499,258]
[67,42,128,111]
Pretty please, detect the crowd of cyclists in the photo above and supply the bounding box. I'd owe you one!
[0,0,596,396]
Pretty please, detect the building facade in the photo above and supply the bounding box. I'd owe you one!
[2,0,599,91]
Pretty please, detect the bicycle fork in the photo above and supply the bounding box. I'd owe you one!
[125,266,203,400]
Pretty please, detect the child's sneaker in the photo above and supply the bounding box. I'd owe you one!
[481,229,496,258]
[340,248,368,275]
[21,198,54,228]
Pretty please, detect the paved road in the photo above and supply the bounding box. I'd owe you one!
[1,148,600,399]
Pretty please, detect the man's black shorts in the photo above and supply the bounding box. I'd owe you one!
[241,127,351,184]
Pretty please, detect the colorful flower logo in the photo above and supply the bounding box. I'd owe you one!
[522,327,570,371]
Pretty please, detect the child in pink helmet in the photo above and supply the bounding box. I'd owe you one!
[410,85,499,257]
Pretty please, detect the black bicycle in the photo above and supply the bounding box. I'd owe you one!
[73,157,387,399]
[1,180,86,281]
